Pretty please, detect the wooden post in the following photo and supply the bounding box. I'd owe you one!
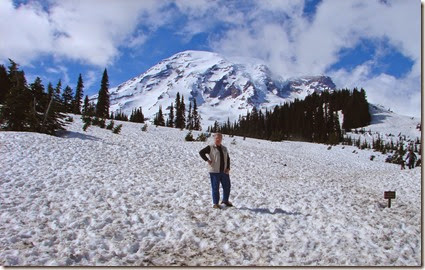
[384,191,396,208]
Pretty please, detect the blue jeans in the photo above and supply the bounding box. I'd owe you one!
[209,173,231,205]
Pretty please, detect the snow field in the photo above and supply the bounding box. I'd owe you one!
[0,115,421,266]
[345,105,421,148]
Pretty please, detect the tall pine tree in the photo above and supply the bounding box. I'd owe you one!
[192,99,201,130]
[0,64,10,105]
[154,105,165,126]
[96,69,110,119]
[129,107,144,123]
[167,103,174,127]
[41,80,65,135]
[29,77,46,128]
[179,95,186,129]
[186,101,193,130]
[1,59,33,131]
[72,74,84,114]
[82,95,95,117]
[175,92,185,129]
[62,85,73,113]
[29,77,45,113]
[1,60,65,135]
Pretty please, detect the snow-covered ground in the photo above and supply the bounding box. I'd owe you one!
[0,115,421,266]
[345,105,421,146]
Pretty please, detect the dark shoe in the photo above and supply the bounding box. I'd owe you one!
[213,204,221,209]
[221,201,233,207]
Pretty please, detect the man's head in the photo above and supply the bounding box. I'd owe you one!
[214,133,223,146]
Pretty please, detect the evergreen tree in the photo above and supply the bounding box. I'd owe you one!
[185,130,195,141]
[180,95,186,129]
[82,95,90,116]
[192,99,201,130]
[41,80,65,135]
[342,88,371,130]
[54,79,63,111]
[167,103,174,127]
[327,111,342,144]
[154,105,165,126]
[62,85,73,113]
[1,59,34,131]
[312,104,325,143]
[1,60,65,135]
[186,101,193,130]
[29,77,46,113]
[55,79,62,94]
[114,111,128,121]
[0,64,10,105]
[72,74,84,114]
[249,106,259,138]
[359,88,371,126]
[175,92,186,129]
[96,68,110,119]
[29,77,46,128]
[129,107,144,123]
[213,120,219,133]
[82,95,95,123]
[174,92,181,128]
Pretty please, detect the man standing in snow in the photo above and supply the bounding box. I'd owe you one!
[405,149,417,169]
[199,133,233,209]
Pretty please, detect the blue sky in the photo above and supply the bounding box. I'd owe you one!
[0,0,421,117]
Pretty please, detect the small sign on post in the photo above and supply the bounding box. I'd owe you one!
[384,191,396,208]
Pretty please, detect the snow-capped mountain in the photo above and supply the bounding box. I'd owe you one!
[98,50,336,128]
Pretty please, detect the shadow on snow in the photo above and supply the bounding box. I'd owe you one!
[57,131,101,141]
[238,207,302,216]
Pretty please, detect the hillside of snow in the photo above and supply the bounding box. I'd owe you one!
[0,114,421,266]
[345,105,421,148]
[95,50,335,128]
[367,105,421,139]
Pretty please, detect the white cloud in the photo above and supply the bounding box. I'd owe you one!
[126,32,148,49]
[255,0,304,12]
[46,67,61,74]
[303,0,420,76]
[0,0,420,117]
[0,1,52,65]
[330,62,421,117]
[311,0,420,117]
[208,0,420,117]
[83,70,98,93]
[57,65,70,88]
[172,0,247,42]
[0,0,168,67]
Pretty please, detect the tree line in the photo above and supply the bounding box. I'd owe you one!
[153,91,202,130]
[342,129,421,164]
[208,88,371,144]
[0,59,204,135]
[1,59,370,140]
[0,59,116,135]
[0,59,84,135]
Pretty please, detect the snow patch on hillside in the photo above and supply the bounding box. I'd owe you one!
[345,105,421,147]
